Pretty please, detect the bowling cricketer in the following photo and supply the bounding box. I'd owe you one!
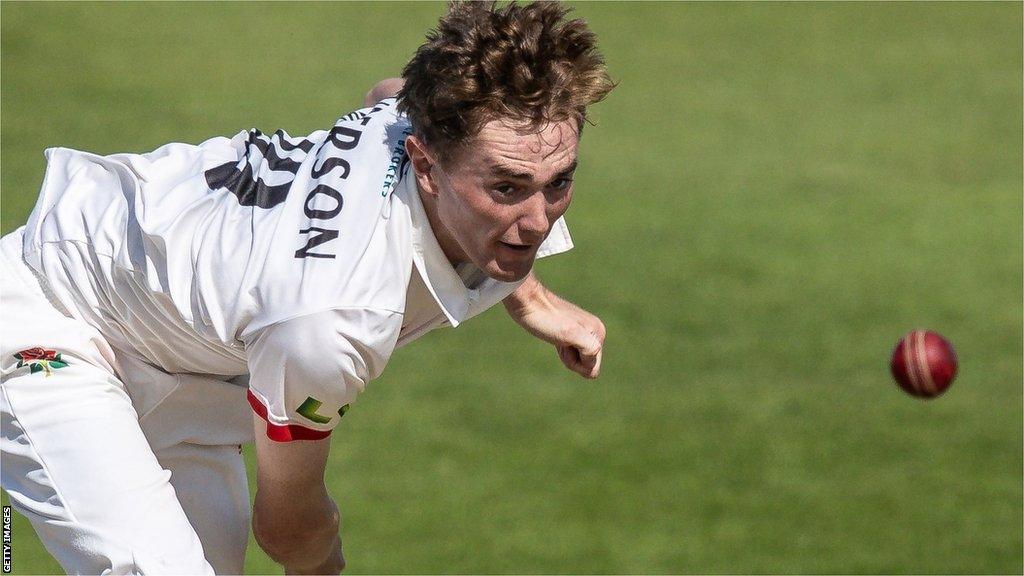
[0,1,614,573]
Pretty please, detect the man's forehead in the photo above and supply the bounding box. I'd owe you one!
[471,118,579,173]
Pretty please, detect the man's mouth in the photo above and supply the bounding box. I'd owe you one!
[499,241,533,253]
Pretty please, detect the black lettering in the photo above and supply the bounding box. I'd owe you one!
[359,106,384,125]
[304,186,344,220]
[295,227,339,259]
[327,125,362,150]
[310,156,351,180]
[205,159,291,208]
[206,129,312,209]
[274,129,314,152]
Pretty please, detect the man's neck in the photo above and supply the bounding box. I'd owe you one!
[415,180,469,268]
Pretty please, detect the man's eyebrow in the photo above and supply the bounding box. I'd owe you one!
[487,158,578,181]
[489,163,533,181]
[485,155,577,180]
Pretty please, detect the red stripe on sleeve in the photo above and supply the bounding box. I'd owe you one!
[247,389,332,442]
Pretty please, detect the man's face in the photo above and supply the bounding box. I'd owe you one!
[414,118,579,282]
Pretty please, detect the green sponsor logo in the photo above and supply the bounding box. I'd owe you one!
[297,396,332,424]
[296,396,352,425]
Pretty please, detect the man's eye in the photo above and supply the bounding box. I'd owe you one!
[550,178,573,190]
[494,184,516,196]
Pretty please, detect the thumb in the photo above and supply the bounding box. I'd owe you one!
[575,328,602,359]
[568,326,603,378]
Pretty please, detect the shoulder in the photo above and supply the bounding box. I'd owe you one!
[222,100,416,333]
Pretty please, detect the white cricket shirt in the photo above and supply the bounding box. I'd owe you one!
[20,98,573,441]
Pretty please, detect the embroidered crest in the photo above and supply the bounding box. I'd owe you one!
[14,347,69,376]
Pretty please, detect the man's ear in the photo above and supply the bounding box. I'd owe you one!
[404,135,438,197]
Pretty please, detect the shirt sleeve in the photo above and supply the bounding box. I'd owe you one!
[244,308,402,442]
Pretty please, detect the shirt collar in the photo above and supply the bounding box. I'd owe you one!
[396,165,478,327]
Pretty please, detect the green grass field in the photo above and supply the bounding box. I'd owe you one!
[2,2,1021,573]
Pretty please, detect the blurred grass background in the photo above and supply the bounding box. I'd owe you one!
[2,1,1021,573]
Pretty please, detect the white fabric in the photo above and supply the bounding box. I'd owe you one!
[1,229,251,575]
[245,308,399,437]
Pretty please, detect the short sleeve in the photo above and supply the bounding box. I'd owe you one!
[244,308,402,442]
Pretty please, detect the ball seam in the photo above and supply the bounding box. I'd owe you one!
[903,330,922,394]
[915,330,937,395]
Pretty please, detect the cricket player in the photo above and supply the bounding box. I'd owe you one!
[0,1,614,573]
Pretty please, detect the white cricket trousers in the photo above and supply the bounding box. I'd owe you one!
[0,229,252,575]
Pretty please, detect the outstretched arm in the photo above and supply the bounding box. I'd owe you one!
[503,271,605,379]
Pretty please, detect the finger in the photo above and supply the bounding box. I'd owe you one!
[577,345,601,379]
[575,330,601,363]
[557,344,577,371]
[568,323,601,354]
[557,345,588,377]
[579,324,604,378]
[558,344,600,379]
[589,347,602,378]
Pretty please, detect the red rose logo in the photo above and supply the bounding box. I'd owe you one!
[16,348,58,361]
[14,348,68,376]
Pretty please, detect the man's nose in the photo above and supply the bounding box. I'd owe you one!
[517,192,549,242]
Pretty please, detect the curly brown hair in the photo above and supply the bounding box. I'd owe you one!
[397,1,615,156]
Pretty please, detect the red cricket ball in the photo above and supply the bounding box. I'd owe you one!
[890,330,958,398]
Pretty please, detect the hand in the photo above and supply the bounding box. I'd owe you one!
[504,274,605,379]
[285,537,345,575]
